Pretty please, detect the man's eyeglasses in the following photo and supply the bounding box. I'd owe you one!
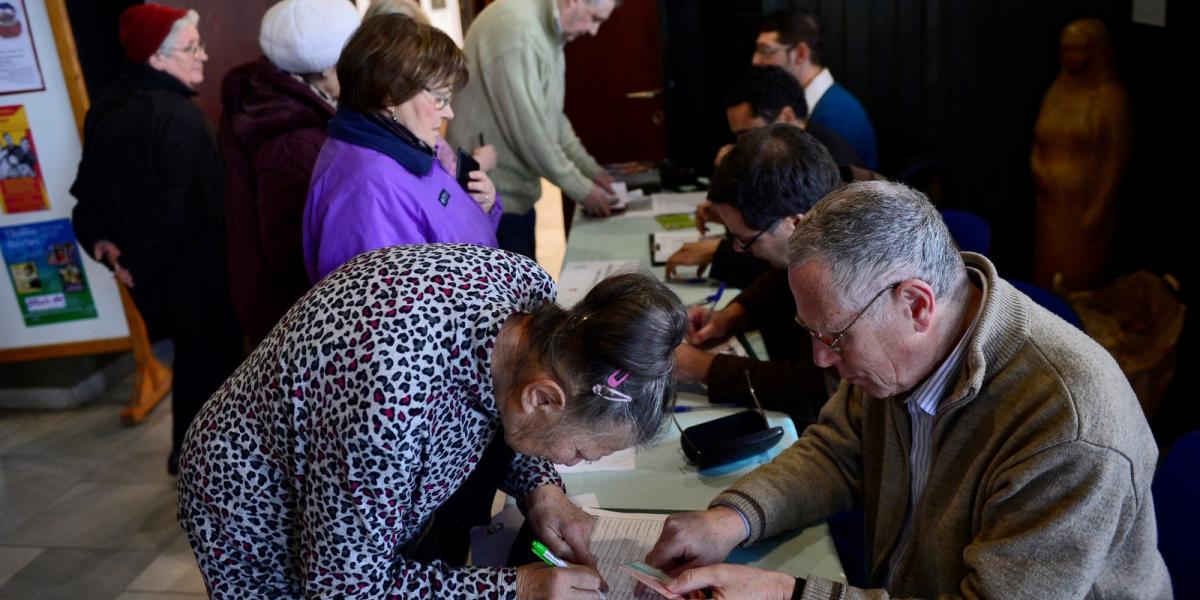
[753,43,791,58]
[423,88,452,110]
[169,41,206,58]
[728,218,779,252]
[794,282,900,353]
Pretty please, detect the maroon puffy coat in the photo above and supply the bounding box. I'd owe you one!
[220,57,334,347]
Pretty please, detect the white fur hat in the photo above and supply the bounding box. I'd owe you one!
[260,0,361,74]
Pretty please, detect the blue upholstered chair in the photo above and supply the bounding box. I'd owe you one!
[1153,430,1200,597]
[1008,279,1084,330]
[940,209,991,256]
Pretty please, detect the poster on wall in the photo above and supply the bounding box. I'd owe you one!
[0,1,44,95]
[0,104,46,213]
[1,218,97,326]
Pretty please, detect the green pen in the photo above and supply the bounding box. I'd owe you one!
[532,540,568,567]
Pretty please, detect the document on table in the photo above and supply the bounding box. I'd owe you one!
[649,230,705,265]
[607,185,652,219]
[584,508,669,600]
[556,260,641,307]
[650,191,707,215]
[556,447,636,474]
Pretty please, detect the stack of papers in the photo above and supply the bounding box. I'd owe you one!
[556,260,642,307]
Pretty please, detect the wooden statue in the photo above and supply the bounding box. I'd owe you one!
[1031,18,1131,292]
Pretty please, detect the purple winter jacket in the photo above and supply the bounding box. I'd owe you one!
[303,109,502,282]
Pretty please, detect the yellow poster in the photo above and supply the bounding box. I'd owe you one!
[0,104,47,213]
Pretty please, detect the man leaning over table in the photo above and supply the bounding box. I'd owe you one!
[674,123,853,428]
[447,0,619,260]
[648,181,1170,599]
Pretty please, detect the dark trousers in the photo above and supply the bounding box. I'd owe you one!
[496,209,537,261]
[131,256,243,454]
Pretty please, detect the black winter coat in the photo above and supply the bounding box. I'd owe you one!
[71,62,234,339]
[72,62,224,282]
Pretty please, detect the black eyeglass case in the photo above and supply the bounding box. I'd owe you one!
[681,410,784,468]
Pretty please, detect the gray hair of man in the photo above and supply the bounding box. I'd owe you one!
[156,10,200,56]
[786,180,968,311]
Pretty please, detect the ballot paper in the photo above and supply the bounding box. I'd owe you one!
[649,231,705,265]
[584,508,670,600]
[556,260,641,307]
[606,187,652,220]
[650,192,707,215]
[556,447,636,474]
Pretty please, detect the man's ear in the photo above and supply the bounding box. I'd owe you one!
[777,105,800,125]
[146,54,166,72]
[897,279,937,333]
[792,41,812,66]
[519,377,568,415]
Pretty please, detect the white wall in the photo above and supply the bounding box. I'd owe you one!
[0,0,128,351]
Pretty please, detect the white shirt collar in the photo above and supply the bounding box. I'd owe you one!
[805,68,835,117]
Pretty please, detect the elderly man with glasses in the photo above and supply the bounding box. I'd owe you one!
[447,0,621,260]
[648,181,1170,599]
[673,123,879,429]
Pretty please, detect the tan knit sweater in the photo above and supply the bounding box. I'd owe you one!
[446,0,603,215]
[713,253,1171,599]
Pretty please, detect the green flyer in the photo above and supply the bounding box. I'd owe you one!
[1,218,97,326]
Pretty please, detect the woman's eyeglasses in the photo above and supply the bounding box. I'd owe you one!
[423,88,452,110]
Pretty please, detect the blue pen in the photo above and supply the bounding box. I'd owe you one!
[673,403,738,412]
[703,282,727,326]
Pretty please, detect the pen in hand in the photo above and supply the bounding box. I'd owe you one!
[702,282,727,327]
[532,540,607,599]
[532,540,568,567]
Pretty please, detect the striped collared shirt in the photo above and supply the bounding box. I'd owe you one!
[888,268,986,583]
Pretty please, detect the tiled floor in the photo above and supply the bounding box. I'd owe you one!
[0,184,569,600]
[0,376,206,600]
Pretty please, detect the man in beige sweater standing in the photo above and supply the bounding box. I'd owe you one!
[447,0,617,259]
[646,181,1170,599]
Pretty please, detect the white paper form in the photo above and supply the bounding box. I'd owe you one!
[650,192,707,215]
[556,447,636,474]
[556,260,641,307]
[650,230,706,264]
[584,508,669,600]
[605,186,653,221]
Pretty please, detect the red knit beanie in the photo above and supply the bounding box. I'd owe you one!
[119,3,189,64]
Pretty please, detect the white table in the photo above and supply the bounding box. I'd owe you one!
[555,202,845,582]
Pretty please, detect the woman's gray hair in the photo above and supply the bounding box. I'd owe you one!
[523,272,685,446]
[157,9,199,56]
[786,180,966,307]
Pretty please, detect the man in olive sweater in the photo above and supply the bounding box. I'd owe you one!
[649,182,1170,599]
[447,0,618,259]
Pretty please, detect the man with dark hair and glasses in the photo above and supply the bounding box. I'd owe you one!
[753,8,878,170]
[649,181,1169,599]
[673,123,876,428]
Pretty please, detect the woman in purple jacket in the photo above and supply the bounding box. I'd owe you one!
[303,14,501,283]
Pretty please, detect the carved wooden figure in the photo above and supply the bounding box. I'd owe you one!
[1032,18,1131,291]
